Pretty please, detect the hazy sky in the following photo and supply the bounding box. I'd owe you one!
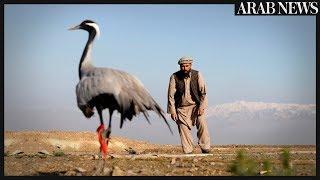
[4,5,316,145]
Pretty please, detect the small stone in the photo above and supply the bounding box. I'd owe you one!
[102,167,112,176]
[126,170,137,176]
[137,169,148,175]
[65,170,77,176]
[259,170,269,175]
[92,155,100,160]
[170,158,176,164]
[75,167,86,173]
[11,150,24,155]
[125,147,137,154]
[193,158,198,163]
[38,150,50,155]
[210,162,216,166]
[83,155,91,159]
[111,166,124,176]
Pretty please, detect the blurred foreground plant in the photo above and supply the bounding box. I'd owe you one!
[277,148,295,176]
[229,148,298,176]
[228,149,258,176]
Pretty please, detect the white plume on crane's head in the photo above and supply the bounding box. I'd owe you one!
[86,22,100,39]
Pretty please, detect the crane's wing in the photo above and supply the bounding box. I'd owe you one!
[76,67,173,134]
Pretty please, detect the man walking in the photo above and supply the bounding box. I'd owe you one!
[167,56,211,154]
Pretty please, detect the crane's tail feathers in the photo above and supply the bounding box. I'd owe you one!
[120,117,125,129]
[162,114,174,135]
[142,112,151,125]
[155,104,174,135]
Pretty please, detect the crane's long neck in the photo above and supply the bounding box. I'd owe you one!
[78,32,96,79]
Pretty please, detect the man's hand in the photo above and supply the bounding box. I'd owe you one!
[171,113,178,121]
[198,108,205,116]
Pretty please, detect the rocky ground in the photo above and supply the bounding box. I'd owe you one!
[4,131,316,176]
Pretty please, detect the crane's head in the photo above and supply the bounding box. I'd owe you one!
[68,20,100,38]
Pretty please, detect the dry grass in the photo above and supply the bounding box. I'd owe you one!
[4,131,316,176]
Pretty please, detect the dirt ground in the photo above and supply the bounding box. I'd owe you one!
[4,131,316,176]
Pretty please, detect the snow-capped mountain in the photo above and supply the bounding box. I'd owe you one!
[205,101,316,145]
[207,100,315,121]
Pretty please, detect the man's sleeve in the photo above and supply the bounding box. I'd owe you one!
[198,72,208,110]
[167,74,177,114]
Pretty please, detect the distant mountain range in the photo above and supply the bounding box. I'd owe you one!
[205,101,316,145]
[207,100,315,121]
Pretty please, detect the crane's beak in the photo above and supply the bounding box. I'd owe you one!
[68,24,81,31]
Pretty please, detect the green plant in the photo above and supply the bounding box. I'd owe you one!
[228,149,258,176]
[260,159,274,176]
[53,150,65,157]
[279,148,295,176]
[262,159,271,171]
[228,148,303,176]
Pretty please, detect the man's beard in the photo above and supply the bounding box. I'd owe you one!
[182,69,191,76]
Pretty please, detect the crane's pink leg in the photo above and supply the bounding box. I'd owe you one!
[96,124,107,159]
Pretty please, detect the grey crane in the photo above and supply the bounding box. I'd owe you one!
[68,20,173,158]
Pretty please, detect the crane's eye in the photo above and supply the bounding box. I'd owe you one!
[82,20,94,25]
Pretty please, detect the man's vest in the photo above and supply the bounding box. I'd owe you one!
[173,69,201,107]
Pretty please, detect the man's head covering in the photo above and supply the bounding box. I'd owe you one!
[178,56,193,65]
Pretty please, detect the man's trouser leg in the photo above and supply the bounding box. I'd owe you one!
[177,121,194,154]
[196,114,211,151]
